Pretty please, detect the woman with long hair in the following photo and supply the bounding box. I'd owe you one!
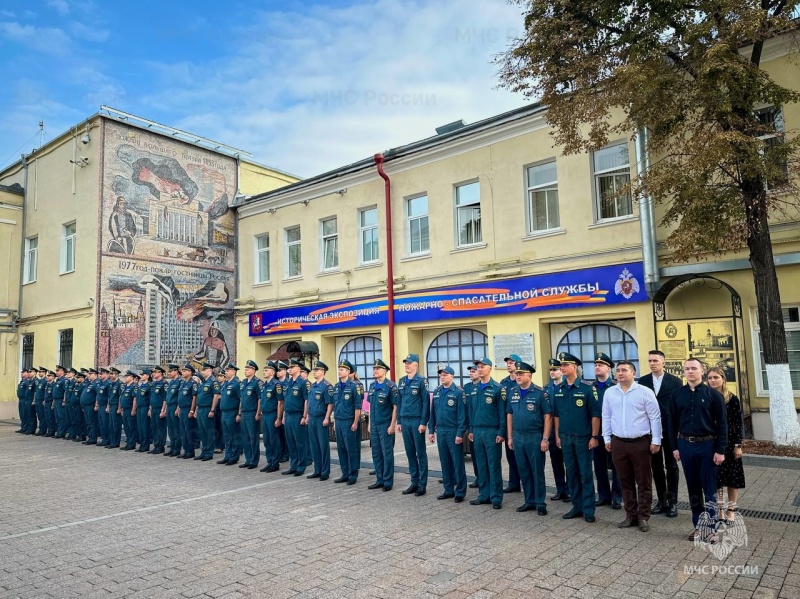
[706,366,745,522]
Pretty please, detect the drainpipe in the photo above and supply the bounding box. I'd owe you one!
[374,154,396,373]
[635,127,660,298]
[17,153,29,331]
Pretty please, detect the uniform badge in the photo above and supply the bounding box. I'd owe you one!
[247,390,251,395]
[412,389,418,395]
[156,388,161,393]
[486,396,493,404]
[227,390,231,395]
[204,386,209,392]
[526,403,534,411]
[344,393,351,400]
[315,393,321,400]
[292,389,298,396]
[576,399,584,407]
[447,399,454,407]
[378,397,385,404]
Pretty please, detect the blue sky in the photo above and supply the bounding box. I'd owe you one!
[0,0,529,178]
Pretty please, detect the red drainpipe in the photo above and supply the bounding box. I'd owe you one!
[374,153,396,373]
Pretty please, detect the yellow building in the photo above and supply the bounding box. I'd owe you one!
[0,109,297,420]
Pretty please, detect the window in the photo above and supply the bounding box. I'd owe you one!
[425,329,488,390]
[526,161,560,233]
[455,181,482,246]
[320,217,338,271]
[406,195,429,255]
[60,222,76,274]
[285,226,301,278]
[23,237,37,284]
[58,329,73,369]
[254,234,270,283]
[594,143,632,220]
[359,207,379,264]
[754,306,800,395]
[755,106,788,187]
[556,324,639,377]
[339,336,382,392]
[21,334,34,370]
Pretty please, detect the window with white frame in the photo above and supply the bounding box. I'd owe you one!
[285,226,301,278]
[359,207,379,264]
[755,105,788,187]
[254,234,270,283]
[23,237,37,284]
[754,306,800,395]
[526,161,560,233]
[593,143,632,220]
[61,222,76,274]
[320,217,338,271]
[455,181,482,247]
[406,195,429,255]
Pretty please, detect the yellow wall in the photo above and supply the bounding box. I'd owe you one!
[239,161,298,195]
[0,188,23,419]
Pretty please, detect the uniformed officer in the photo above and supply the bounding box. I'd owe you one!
[218,363,242,465]
[16,369,30,434]
[34,366,48,435]
[506,361,552,515]
[546,358,570,502]
[44,370,56,437]
[306,361,334,480]
[237,360,261,469]
[367,359,400,491]
[106,367,123,448]
[500,354,522,494]
[397,354,430,497]
[95,368,111,446]
[163,364,182,456]
[331,359,362,484]
[80,368,100,445]
[63,368,77,440]
[50,365,68,438]
[258,361,284,472]
[132,369,152,452]
[71,370,88,442]
[429,366,468,502]
[24,368,38,435]
[214,370,225,454]
[177,364,199,459]
[190,363,221,461]
[462,364,481,487]
[280,358,311,476]
[592,353,622,510]
[275,360,291,463]
[467,357,506,509]
[148,366,168,454]
[120,370,139,450]
[553,352,601,523]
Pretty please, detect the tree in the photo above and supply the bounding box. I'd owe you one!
[497,0,800,445]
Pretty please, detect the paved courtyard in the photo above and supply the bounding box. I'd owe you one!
[1,422,799,598]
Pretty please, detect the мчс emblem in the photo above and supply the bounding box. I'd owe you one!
[615,268,640,300]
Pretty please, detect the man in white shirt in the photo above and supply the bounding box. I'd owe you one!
[602,360,662,532]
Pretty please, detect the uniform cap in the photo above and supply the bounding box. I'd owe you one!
[437,366,455,375]
[313,361,329,372]
[110,367,121,375]
[548,358,562,370]
[47,370,56,376]
[557,352,582,367]
[140,368,152,376]
[124,370,137,378]
[56,364,66,372]
[402,353,419,364]
[99,367,110,374]
[181,363,195,373]
[201,362,214,370]
[515,361,535,374]
[467,364,477,371]
[594,352,614,368]
[88,368,99,375]
[245,360,258,370]
[75,371,86,378]
[474,356,493,367]
[38,366,47,372]
[264,360,278,371]
[276,360,289,370]
[338,359,355,373]
[225,363,240,371]
[68,368,79,375]
[299,363,310,373]
[373,358,390,371]
[168,364,180,371]
[504,354,522,364]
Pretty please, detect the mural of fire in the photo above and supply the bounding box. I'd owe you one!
[96,121,237,371]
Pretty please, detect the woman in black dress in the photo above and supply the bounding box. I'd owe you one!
[707,366,745,522]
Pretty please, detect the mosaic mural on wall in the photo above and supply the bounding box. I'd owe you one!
[96,120,237,371]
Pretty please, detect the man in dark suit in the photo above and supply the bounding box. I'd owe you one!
[638,350,682,518]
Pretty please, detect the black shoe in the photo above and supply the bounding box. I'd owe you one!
[193,456,204,460]
[239,463,250,468]
[516,504,535,513]
[537,506,547,515]
[438,479,444,484]
[369,470,376,475]
[437,493,455,500]
[267,464,280,472]
[282,469,297,476]
[454,497,464,503]
[611,499,622,510]
[562,509,584,519]
[415,487,426,497]
[347,479,357,485]
[402,486,418,495]
[367,482,384,489]
[201,456,213,461]
[652,500,666,514]
[293,471,305,477]
[147,449,157,454]
[334,476,348,483]
[492,503,502,510]
[217,459,230,464]
[226,461,239,466]
[307,473,322,479]
[260,465,271,472]
[382,486,392,492]
[595,498,611,507]
[183,454,195,459]
[503,486,521,493]
[469,499,490,506]
[551,491,568,501]
[279,457,289,463]
[561,494,572,503]
[584,515,596,523]
[666,503,678,518]
[152,449,165,455]
[320,475,329,481]
[247,464,258,469]
[469,481,479,489]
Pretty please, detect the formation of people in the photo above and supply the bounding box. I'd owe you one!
[15,348,745,541]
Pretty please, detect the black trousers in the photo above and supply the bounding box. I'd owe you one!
[651,433,679,504]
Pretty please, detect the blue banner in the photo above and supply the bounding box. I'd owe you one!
[249,262,647,337]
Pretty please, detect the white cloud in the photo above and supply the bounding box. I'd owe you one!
[0,21,72,55]
[47,0,70,15]
[69,20,110,42]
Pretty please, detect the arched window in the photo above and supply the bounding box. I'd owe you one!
[338,336,382,391]
[556,324,639,378]
[425,329,488,390]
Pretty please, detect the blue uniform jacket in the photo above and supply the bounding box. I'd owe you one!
[219,377,241,411]
[397,374,430,428]
[467,379,507,438]
[178,379,197,408]
[260,378,284,414]
[166,378,182,406]
[238,376,260,412]
[429,384,467,436]
[552,379,600,436]
[368,380,400,426]
[194,376,219,409]
[506,384,551,433]
[332,379,361,421]
[79,379,98,407]
[284,377,311,414]
[308,379,334,418]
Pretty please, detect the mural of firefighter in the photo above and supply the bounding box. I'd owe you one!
[97,120,237,371]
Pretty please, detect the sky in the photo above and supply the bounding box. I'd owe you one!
[0,0,531,178]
